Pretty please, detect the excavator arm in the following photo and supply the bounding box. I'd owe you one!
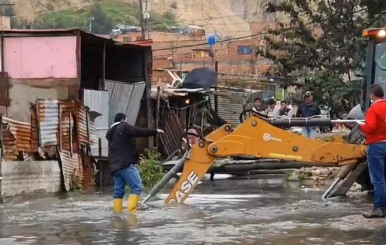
[165,116,367,204]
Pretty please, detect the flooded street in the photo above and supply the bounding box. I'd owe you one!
[1,175,386,244]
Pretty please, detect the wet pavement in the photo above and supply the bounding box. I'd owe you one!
[1,175,386,245]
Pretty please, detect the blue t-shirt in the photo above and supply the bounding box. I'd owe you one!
[296,103,321,117]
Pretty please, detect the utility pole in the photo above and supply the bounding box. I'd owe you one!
[138,0,146,40]
[88,16,95,33]
[144,0,149,39]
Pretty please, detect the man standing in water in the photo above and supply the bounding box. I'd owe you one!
[296,91,321,138]
[358,84,386,218]
[106,113,164,213]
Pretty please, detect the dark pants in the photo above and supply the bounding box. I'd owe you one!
[367,143,386,208]
[112,164,142,199]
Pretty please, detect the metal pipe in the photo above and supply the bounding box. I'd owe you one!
[142,153,188,204]
[330,120,364,123]
[265,117,364,127]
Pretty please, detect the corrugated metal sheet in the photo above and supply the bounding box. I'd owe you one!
[59,100,76,152]
[58,150,81,191]
[30,106,39,152]
[83,90,109,130]
[2,117,31,152]
[36,100,60,146]
[76,102,89,145]
[78,149,95,189]
[210,89,252,125]
[127,83,146,125]
[2,124,17,161]
[88,119,98,145]
[105,80,146,126]
[159,111,184,156]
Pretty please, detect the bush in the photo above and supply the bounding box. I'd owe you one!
[125,150,164,194]
[138,150,164,188]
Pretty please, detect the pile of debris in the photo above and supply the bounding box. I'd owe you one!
[285,167,340,184]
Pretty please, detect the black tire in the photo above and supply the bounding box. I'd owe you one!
[349,124,373,191]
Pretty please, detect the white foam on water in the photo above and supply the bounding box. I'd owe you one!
[202,174,233,180]
[189,194,262,199]
[157,193,262,205]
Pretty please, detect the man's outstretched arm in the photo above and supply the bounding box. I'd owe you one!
[124,124,159,137]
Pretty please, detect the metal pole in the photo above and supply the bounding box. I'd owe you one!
[214,61,219,125]
[98,138,102,190]
[144,0,149,39]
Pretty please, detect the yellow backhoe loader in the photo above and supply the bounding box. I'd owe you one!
[143,28,386,205]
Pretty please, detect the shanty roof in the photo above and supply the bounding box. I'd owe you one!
[0,29,152,48]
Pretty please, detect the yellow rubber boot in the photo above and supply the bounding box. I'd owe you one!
[113,199,123,213]
[127,194,140,214]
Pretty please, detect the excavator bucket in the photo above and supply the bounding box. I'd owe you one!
[323,162,370,198]
[322,118,371,198]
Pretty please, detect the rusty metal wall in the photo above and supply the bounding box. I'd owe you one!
[30,106,39,152]
[58,150,81,191]
[78,147,95,189]
[105,80,145,126]
[1,99,96,191]
[159,110,184,156]
[59,100,76,152]
[2,117,31,153]
[2,123,17,161]
[76,103,89,145]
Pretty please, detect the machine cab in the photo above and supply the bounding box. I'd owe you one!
[362,28,386,110]
[347,28,386,118]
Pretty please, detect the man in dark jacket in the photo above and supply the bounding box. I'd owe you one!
[359,84,386,218]
[296,91,321,138]
[106,113,164,213]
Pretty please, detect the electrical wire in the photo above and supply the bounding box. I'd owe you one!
[152,32,265,51]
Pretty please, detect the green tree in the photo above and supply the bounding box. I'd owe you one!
[90,3,114,34]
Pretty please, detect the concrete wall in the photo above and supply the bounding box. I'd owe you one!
[7,79,73,122]
[1,160,61,197]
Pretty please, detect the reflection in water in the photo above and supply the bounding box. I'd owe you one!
[0,177,385,244]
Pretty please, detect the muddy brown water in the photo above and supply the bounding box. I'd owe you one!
[0,175,386,245]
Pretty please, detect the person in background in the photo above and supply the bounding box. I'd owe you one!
[252,97,267,114]
[106,113,164,214]
[182,126,201,151]
[279,100,293,118]
[266,98,280,117]
[285,99,293,111]
[295,91,321,138]
[358,84,386,218]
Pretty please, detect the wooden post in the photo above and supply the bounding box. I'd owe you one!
[154,86,161,150]
[0,114,3,204]
[98,137,103,189]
